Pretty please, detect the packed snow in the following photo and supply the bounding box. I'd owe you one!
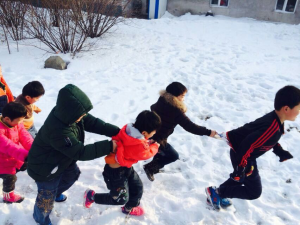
[0,12,300,225]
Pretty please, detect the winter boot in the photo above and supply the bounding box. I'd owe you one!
[143,161,160,182]
[3,191,24,203]
[205,186,221,211]
[83,189,95,208]
[55,193,67,202]
[121,206,144,216]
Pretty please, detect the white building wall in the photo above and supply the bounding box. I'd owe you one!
[166,0,300,24]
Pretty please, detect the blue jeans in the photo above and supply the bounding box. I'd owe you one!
[33,163,81,225]
[28,124,38,139]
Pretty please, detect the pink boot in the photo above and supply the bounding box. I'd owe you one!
[83,189,95,208]
[3,191,24,203]
[121,206,144,216]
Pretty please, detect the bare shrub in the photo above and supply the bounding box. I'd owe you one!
[24,0,131,54]
[24,0,83,53]
[0,0,28,41]
[76,0,131,38]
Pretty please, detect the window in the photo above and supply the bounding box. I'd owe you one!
[276,0,298,13]
[211,0,229,7]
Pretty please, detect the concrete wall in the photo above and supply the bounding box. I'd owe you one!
[166,0,300,24]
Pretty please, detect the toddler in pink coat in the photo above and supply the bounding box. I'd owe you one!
[0,102,33,203]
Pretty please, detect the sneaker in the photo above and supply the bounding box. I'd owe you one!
[205,186,221,211]
[143,165,155,181]
[55,193,67,202]
[121,206,144,216]
[206,197,232,209]
[3,191,24,203]
[83,189,95,208]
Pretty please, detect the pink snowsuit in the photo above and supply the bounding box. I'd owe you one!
[0,118,33,174]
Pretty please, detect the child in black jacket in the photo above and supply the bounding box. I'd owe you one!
[143,82,216,181]
[206,85,300,211]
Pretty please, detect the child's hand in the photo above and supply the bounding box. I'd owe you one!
[230,166,245,182]
[278,150,293,162]
[148,139,154,144]
[209,130,217,137]
[19,161,28,171]
[34,107,42,114]
[154,142,160,147]
[149,139,160,147]
[149,139,157,144]
[273,144,293,162]
[112,140,118,153]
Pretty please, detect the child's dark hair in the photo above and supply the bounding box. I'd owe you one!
[133,110,161,134]
[166,82,187,97]
[2,102,27,121]
[22,81,45,98]
[275,85,300,110]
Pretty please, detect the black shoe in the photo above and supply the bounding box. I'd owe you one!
[143,165,155,181]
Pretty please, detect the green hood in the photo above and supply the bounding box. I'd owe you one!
[54,84,93,124]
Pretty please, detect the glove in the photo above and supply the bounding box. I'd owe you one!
[273,143,293,162]
[273,146,293,162]
[277,150,293,162]
[19,162,27,171]
[230,166,245,182]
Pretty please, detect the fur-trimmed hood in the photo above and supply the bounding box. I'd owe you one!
[159,90,187,113]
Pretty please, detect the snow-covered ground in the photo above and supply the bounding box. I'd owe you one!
[1,12,300,225]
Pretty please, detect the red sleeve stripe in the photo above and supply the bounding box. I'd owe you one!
[253,124,279,148]
[239,119,279,167]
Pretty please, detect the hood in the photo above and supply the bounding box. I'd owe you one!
[118,125,146,146]
[54,84,93,124]
[159,90,187,113]
[125,123,144,140]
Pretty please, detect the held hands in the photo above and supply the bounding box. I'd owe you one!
[149,139,155,144]
[19,158,28,171]
[20,162,28,171]
[112,140,118,153]
[230,166,245,182]
[149,139,160,147]
[209,130,217,137]
[34,108,42,114]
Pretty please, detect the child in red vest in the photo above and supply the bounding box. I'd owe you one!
[0,102,33,203]
[83,110,161,216]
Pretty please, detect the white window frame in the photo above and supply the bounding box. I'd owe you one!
[275,0,299,13]
[210,0,229,8]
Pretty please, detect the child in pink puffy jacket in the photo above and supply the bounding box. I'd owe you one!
[0,102,33,203]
